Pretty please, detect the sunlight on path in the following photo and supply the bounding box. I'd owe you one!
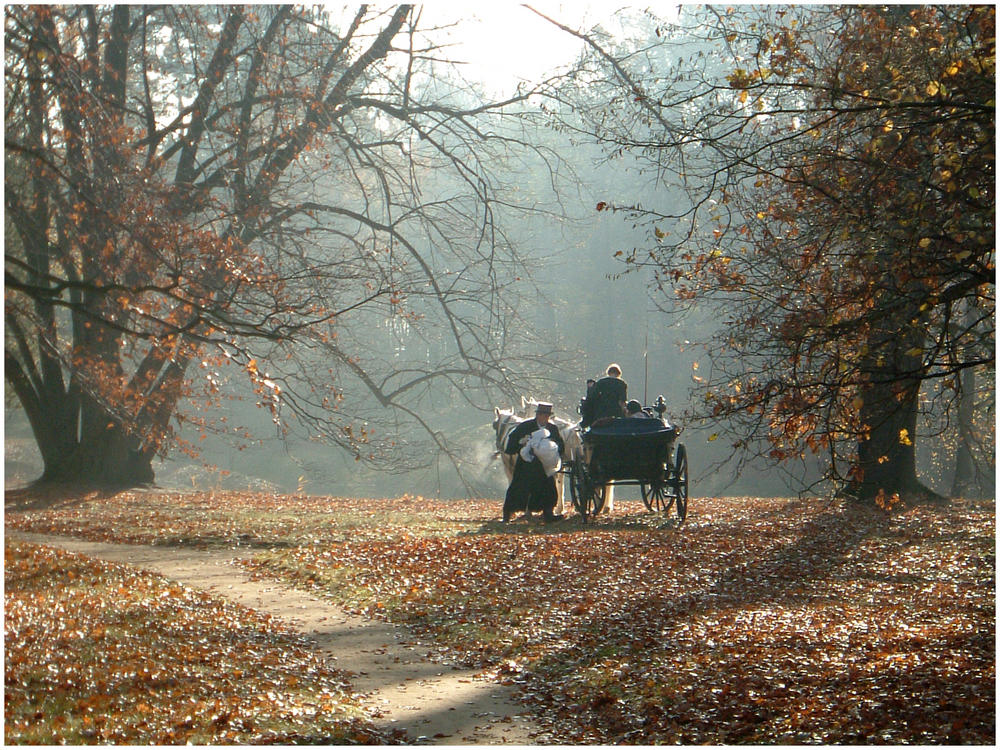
[5,532,542,745]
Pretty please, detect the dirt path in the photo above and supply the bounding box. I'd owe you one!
[5,531,544,745]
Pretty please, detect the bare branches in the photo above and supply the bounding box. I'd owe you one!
[5,5,553,487]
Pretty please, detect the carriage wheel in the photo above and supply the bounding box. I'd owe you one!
[569,460,594,521]
[672,443,688,522]
[641,478,671,513]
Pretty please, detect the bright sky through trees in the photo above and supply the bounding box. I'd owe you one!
[422,2,681,94]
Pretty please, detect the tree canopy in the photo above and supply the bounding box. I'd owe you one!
[545,4,995,502]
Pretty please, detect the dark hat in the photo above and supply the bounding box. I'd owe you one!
[626,399,642,413]
[534,402,554,415]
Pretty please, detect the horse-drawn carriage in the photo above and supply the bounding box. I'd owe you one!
[567,399,688,522]
[494,396,688,523]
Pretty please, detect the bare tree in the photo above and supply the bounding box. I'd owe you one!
[5,5,561,489]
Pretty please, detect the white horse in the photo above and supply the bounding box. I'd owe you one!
[493,403,575,516]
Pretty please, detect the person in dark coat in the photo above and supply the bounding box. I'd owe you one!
[579,378,596,426]
[587,363,628,425]
[502,402,565,523]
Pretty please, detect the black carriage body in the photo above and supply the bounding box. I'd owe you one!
[569,416,688,522]
[583,418,676,483]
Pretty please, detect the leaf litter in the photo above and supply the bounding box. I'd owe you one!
[6,490,994,744]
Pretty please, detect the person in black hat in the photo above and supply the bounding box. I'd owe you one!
[501,402,565,524]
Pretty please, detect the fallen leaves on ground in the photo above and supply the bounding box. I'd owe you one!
[6,491,994,744]
[244,496,995,744]
[4,490,484,548]
[4,542,397,745]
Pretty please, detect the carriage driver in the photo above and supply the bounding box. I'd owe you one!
[502,402,565,524]
[582,363,628,427]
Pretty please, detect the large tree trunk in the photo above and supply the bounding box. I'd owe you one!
[39,422,155,487]
[855,301,946,506]
[857,378,924,503]
[8,339,162,489]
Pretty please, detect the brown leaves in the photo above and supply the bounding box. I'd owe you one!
[247,496,993,744]
[4,542,393,745]
[7,491,994,744]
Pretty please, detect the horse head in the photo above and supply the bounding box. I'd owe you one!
[519,396,533,416]
[492,407,522,454]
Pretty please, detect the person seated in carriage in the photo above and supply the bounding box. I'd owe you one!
[578,378,596,422]
[626,399,653,418]
[501,402,565,524]
[581,363,628,428]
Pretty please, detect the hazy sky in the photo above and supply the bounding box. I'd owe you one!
[429,3,585,91]
[426,2,686,95]
[421,2,630,94]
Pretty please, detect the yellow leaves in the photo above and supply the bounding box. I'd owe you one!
[874,488,902,510]
[882,119,894,133]
[726,68,755,89]
[898,428,913,446]
[925,81,940,97]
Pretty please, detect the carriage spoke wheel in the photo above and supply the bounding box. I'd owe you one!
[569,460,594,521]
[641,478,672,513]
[672,443,688,522]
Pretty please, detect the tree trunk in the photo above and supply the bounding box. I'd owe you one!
[856,377,924,503]
[38,421,155,488]
[951,365,979,498]
[853,285,947,506]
